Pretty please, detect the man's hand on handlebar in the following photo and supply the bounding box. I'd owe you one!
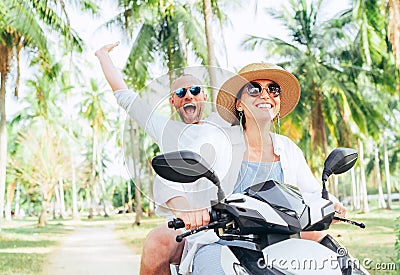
[175,209,210,230]
[166,196,210,230]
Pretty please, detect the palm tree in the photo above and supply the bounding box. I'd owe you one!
[81,79,109,218]
[202,0,218,108]
[344,0,399,209]
[243,0,391,168]
[9,65,71,225]
[120,2,207,90]
[10,119,72,226]
[0,0,97,230]
[9,58,83,225]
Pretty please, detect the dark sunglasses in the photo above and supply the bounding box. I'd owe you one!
[174,86,202,98]
[246,81,281,97]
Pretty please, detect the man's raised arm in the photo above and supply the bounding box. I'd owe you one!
[95,42,128,92]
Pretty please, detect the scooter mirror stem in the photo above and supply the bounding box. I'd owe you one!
[321,180,329,200]
[206,173,225,202]
[217,188,225,202]
[321,171,330,200]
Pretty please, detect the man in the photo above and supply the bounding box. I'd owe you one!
[140,75,214,275]
[95,42,221,274]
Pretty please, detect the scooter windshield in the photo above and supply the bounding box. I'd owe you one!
[244,180,307,220]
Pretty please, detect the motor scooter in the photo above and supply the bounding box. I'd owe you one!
[152,148,369,274]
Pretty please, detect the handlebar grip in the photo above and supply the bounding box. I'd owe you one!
[168,218,185,229]
[176,231,192,242]
[176,235,184,242]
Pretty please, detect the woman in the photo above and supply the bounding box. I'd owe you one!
[188,62,346,274]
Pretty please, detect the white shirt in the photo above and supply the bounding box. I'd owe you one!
[114,89,236,214]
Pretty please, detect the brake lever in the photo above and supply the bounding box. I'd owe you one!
[175,221,221,242]
[333,216,365,228]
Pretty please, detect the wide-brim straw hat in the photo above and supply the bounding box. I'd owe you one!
[216,63,301,125]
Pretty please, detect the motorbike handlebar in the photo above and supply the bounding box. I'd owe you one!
[168,218,185,230]
[333,216,366,228]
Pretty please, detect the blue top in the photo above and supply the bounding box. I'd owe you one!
[233,160,284,193]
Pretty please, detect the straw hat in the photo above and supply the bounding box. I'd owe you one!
[216,63,301,125]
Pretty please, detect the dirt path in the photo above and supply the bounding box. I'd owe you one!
[43,224,140,275]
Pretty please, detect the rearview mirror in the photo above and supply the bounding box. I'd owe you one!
[322,148,358,180]
[321,148,358,200]
[151,150,216,183]
[151,150,224,201]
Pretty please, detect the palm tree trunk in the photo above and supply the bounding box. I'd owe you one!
[358,139,369,213]
[52,198,57,220]
[54,184,62,218]
[68,120,79,220]
[88,187,94,219]
[132,121,142,225]
[341,175,346,201]
[15,182,21,217]
[5,181,16,221]
[0,40,14,232]
[71,162,79,219]
[98,153,109,217]
[88,127,97,218]
[167,62,179,120]
[127,119,135,213]
[146,159,155,216]
[388,0,400,67]
[356,168,361,209]
[310,84,327,156]
[383,138,392,209]
[350,168,357,210]
[374,147,386,208]
[0,70,8,231]
[65,69,80,220]
[127,179,133,213]
[334,175,339,200]
[39,187,52,227]
[121,180,126,214]
[58,177,66,218]
[39,198,49,227]
[203,0,217,111]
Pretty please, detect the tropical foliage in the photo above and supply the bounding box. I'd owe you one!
[243,0,399,212]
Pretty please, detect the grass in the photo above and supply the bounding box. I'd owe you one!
[116,209,400,274]
[0,214,128,275]
[328,207,400,274]
[114,214,164,254]
[0,208,398,274]
[0,218,73,275]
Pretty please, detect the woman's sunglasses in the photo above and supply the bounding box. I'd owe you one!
[173,86,202,98]
[246,81,282,97]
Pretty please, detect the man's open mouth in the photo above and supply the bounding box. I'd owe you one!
[183,103,197,115]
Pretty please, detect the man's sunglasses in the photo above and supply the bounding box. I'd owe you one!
[173,86,202,98]
[246,81,282,97]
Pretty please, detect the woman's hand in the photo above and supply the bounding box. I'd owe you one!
[332,202,346,224]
